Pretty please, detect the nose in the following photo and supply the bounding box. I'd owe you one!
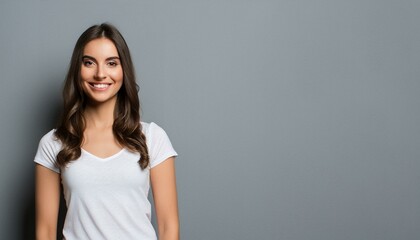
[94,65,106,80]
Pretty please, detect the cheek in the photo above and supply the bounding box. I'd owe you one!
[110,69,124,83]
[80,68,92,81]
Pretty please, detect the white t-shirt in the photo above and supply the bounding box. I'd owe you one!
[34,122,178,240]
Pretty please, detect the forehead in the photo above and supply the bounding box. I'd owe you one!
[83,38,119,57]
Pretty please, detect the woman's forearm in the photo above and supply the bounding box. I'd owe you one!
[36,226,56,240]
[158,223,179,240]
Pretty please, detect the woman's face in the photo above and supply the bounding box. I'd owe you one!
[80,38,123,105]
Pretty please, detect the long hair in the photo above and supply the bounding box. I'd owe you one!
[55,23,149,169]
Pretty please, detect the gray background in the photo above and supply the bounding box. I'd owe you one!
[1,0,419,239]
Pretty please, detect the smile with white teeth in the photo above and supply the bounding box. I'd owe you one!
[89,83,111,89]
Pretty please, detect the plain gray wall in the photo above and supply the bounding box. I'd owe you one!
[1,0,419,239]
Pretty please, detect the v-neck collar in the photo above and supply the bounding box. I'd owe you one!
[81,148,126,161]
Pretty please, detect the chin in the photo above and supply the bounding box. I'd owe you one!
[85,94,118,105]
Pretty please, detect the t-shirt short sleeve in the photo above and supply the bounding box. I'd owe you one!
[34,129,61,174]
[147,122,178,168]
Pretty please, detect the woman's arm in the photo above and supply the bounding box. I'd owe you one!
[35,164,60,240]
[150,157,179,240]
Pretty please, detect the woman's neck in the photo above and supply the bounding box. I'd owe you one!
[83,98,117,129]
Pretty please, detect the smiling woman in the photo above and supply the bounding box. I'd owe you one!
[33,23,179,240]
[81,38,123,104]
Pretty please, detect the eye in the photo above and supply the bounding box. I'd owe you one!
[107,61,118,67]
[83,60,94,67]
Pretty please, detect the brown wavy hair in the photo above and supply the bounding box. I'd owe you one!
[54,23,149,169]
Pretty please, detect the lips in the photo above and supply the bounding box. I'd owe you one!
[88,82,112,90]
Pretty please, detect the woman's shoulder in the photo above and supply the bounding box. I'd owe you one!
[140,121,178,167]
[140,121,151,130]
[140,121,175,141]
[140,121,167,137]
[39,129,60,145]
[37,129,62,152]
[34,129,62,173]
[140,121,160,134]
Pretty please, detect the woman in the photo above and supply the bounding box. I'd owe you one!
[34,23,179,240]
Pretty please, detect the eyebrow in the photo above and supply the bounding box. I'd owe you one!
[82,55,120,61]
